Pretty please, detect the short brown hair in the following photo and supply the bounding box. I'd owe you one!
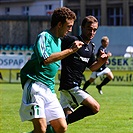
[51,7,76,28]
[81,15,98,27]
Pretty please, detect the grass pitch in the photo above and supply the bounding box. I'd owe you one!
[0,83,132,133]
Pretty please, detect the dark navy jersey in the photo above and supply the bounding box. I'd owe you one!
[96,45,107,72]
[59,35,96,90]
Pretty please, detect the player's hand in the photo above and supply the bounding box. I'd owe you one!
[98,50,108,63]
[107,51,112,57]
[106,60,109,64]
[70,41,84,53]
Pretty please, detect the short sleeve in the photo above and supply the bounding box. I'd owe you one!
[34,33,49,64]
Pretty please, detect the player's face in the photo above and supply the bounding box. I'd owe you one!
[59,19,74,37]
[82,22,98,41]
[102,41,109,47]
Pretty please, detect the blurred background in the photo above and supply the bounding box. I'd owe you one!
[0,0,133,85]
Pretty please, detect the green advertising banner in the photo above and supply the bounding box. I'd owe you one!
[0,69,10,83]
[107,56,133,71]
[10,69,21,83]
[82,70,133,86]
[0,69,21,83]
[55,70,133,86]
[0,57,132,85]
[0,69,133,85]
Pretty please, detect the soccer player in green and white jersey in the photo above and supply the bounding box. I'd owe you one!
[19,7,84,133]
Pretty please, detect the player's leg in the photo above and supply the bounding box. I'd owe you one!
[81,94,100,114]
[83,78,95,90]
[32,118,60,133]
[46,125,55,133]
[106,70,114,80]
[19,79,48,133]
[50,118,67,133]
[97,68,113,91]
[60,90,79,124]
[69,94,100,124]
[32,118,47,133]
[66,104,99,124]
[60,88,100,124]
[36,119,67,133]
[46,92,67,133]
[96,68,113,94]
[63,107,73,124]
[67,91,100,124]
[20,80,67,133]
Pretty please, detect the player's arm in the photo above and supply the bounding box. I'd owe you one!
[44,40,84,65]
[89,50,108,71]
[105,51,112,64]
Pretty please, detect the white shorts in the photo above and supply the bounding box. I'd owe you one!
[19,79,65,123]
[90,67,111,79]
[60,86,90,112]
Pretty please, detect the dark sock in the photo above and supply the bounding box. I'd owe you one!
[99,77,110,87]
[83,80,91,90]
[67,106,94,124]
[46,125,55,133]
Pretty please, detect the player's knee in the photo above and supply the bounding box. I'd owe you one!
[108,72,114,80]
[54,124,67,133]
[60,124,67,133]
[111,75,114,79]
[93,103,100,114]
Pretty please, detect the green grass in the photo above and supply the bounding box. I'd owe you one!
[0,84,133,133]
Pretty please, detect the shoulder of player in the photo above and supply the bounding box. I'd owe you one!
[61,35,78,50]
[37,30,52,40]
[61,35,78,46]
[90,41,95,47]
[88,41,96,52]
[62,35,78,41]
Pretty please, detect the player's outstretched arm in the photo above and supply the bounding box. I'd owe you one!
[43,41,84,65]
[89,51,108,71]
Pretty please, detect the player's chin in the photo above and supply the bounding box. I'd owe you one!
[63,33,67,37]
[90,36,94,40]
[64,31,70,36]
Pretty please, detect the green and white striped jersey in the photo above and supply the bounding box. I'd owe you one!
[20,30,61,93]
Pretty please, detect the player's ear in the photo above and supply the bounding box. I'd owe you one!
[58,22,63,28]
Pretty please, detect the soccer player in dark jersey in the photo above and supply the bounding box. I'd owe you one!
[59,16,109,124]
[19,7,84,133]
[83,36,114,94]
